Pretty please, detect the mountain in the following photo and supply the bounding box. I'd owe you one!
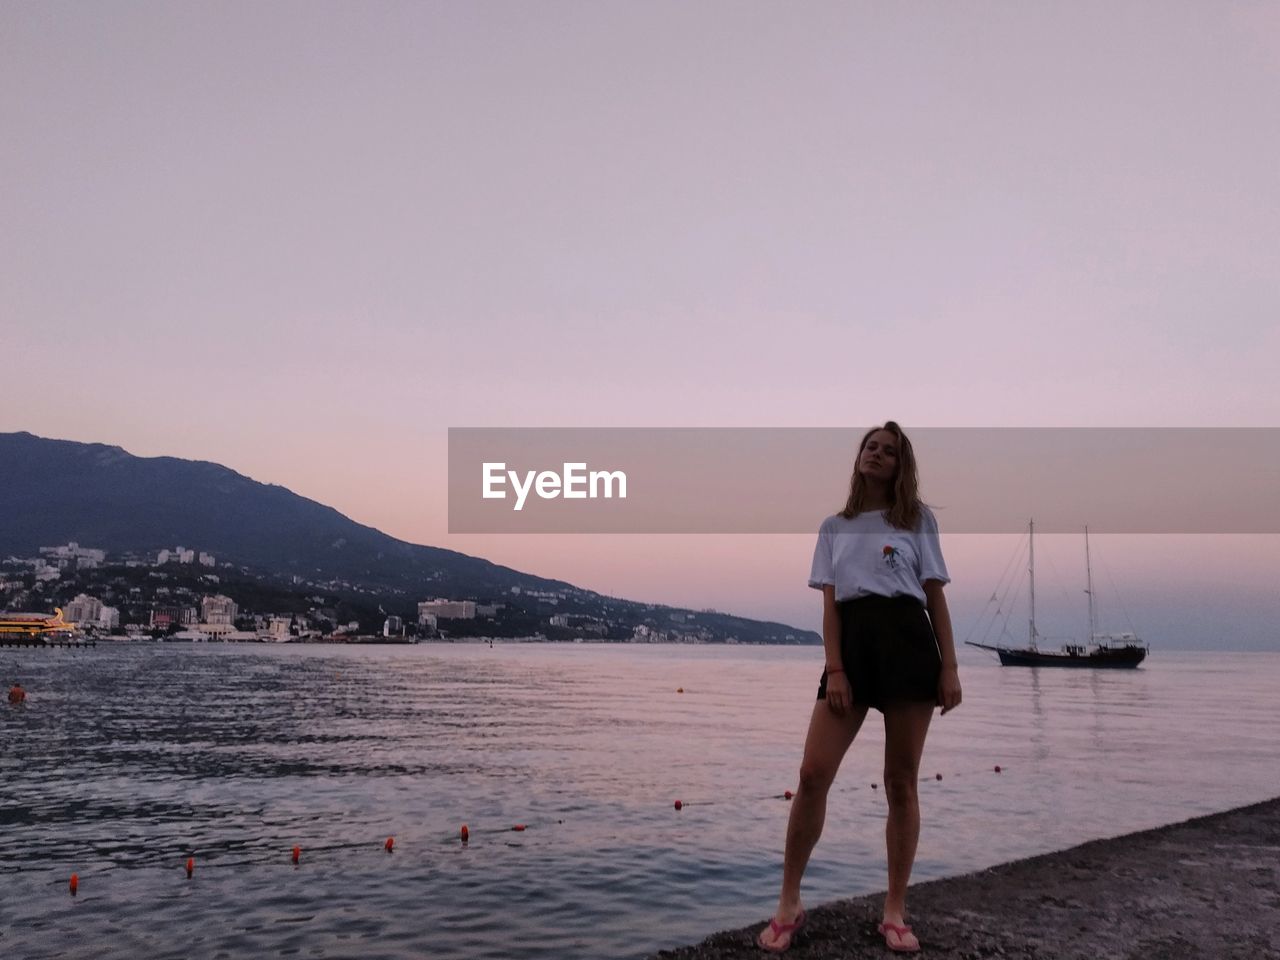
[0,430,567,597]
[0,431,817,643]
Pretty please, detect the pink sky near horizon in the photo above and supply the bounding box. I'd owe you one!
[3,2,1278,648]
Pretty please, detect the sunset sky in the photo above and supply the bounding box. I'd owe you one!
[3,2,1277,648]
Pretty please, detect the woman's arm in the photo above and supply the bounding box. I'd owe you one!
[821,585,851,714]
[924,579,962,714]
[822,585,841,668]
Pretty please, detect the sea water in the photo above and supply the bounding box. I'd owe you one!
[2,643,1277,959]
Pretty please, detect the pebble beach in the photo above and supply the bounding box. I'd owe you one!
[650,797,1280,960]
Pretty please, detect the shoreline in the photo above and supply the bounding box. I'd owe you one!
[650,797,1280,959]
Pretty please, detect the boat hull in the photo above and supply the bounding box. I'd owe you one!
[995,647,1147,668]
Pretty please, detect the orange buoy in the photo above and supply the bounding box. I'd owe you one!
[677,687,684,693]
[784,790,793,800]
[291,845,301,864]
[994,765,1002,773]
[69,873,79,895]
[673,800,682,811]
[186,857,194,877]
[460,825,469,842]
[385,837,394,853]
[512,824,526,832]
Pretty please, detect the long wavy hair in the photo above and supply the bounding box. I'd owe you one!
[838,421,922,530]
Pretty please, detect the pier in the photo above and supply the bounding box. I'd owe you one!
[0,638,96,648]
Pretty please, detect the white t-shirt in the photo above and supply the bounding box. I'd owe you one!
[808,506,950,604]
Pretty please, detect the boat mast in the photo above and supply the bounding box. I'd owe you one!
[1028,518,1038,649]
[1084,525,1097,642]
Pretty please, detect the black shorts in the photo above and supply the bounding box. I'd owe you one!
[816,594,942,712]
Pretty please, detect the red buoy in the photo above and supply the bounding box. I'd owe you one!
[512,824,526,832]
[186,857,194,877]
[69,873,79,895]
[784,790,793,800]
[384,837,394,853]
[460,825,469,842]
[677,688,684,693]
[871,783,878,790]
[935,773,943,781]
[291,845,301,864]
[673,800,683,811]
[994,765,1002,773]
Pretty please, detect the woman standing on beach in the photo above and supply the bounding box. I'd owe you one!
[757,422,962,955]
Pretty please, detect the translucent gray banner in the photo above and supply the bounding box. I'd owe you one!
[447,428,1280,533]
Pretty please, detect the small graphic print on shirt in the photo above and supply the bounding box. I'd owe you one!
[882,544,901,569]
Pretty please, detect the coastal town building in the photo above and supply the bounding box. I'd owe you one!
[193,621,234,638]
[518,588,566,601]
[201,594,238,625]
[32,560,61,582]
[550,613,607,634]
[61,593,119,628]
[418,599,476,622]
[382,615,403,637]
[150,605,198,628]
[263,617,292,641]
[170,629,213,642]
[40,542,106,568]
[63,593,103,624]
[80,598,119,629]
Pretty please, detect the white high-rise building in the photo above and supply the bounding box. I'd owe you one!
[63,595,119,630]
[64,593,104,624]
[201,595,238,625]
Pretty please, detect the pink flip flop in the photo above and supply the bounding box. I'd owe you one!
[756,909,807,953]
[878,921,920,953]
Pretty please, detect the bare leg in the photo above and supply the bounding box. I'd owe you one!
[759,699,867,949]
[880,700,934,951]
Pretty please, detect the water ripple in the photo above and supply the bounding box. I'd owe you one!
[1,644,1277,958]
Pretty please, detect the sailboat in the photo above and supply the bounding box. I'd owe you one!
[967,521,1148,668]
